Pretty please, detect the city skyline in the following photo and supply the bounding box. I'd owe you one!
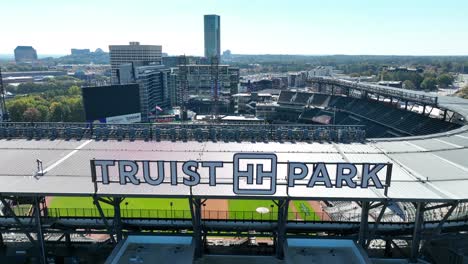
[1,0,468,56]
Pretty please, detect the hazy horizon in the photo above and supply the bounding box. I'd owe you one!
[2,0,468,56]
[3,53,468,60]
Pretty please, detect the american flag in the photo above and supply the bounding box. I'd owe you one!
[154,106,163,112]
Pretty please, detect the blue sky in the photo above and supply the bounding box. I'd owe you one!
[1,0,468,56]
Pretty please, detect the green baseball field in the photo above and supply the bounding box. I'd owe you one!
[45,197,318,220]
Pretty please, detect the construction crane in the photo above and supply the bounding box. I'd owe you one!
[178,55,189,121]
[210,56,219,120]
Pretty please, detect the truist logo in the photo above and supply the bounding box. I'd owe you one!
[233,153,277,195]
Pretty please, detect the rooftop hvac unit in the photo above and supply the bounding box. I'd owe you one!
[117,128,124,141]
[141,128,150,141]
[170,128,177,142]
[276,129,283,142]
[209,127,217,142]
[154,128,161,141]
[195,128,203,142]
[129,129,136,141]
[180,128,188,142]
[302,129,310,141]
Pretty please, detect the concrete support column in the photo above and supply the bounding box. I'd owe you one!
[190,198,203,259]
[276,199,289,259]
[411,202,425,262]
[113,198,123,243]
[65,233,72,249]
[358,201,370,247]
[34,197,47,264]
[384,239,392,257]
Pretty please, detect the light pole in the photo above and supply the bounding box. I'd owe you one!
[270,204,274,221]
[170,202,174,222]
[333,106,336,125]
[203,203,206,219]
[125,202,129,218]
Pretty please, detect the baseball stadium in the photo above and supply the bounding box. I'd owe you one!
[1,77,468,263]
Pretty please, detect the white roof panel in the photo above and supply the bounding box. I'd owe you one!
[0,132,467,201]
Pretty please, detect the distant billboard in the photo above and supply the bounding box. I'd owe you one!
[82,84,140,123]
[106,113,141,124]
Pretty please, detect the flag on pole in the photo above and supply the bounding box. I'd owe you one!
[155,106,163,112]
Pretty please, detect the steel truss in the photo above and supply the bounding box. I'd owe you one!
[0,197,467,262]
[0,196,47,264]
[309,77,438,105]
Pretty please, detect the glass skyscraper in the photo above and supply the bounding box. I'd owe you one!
[204,15,221,59]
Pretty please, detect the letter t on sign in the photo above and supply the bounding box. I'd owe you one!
[93,160,115,184]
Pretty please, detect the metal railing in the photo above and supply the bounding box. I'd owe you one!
[0,122,366,143]
[7,206,468,224]
[309,77,438,105]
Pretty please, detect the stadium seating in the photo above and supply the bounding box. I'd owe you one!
[287,92,461,137]
[292,92,313,105]
[278,91,296,104]
[310,94,330,107]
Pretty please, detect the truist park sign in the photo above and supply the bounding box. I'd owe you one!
[91,153,393,197]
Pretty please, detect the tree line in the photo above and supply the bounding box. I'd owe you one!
[380,71,455,91]
[456,85,468,99]
[6,76,83,94]
[6,85,85,123]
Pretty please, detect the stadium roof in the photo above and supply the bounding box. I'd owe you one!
[0,124,467,202]
[438,95,468,120]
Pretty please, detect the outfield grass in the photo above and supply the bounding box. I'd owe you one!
[289,200,319,221]
[46,197,319,221]
[48,197,189,210]
[228,199,278,220]
[47,197,190,218]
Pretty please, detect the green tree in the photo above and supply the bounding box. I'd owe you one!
[36,105,50,121]
[13,77,83,95]
[402,80,416,90]
[420,77,438,91]
[381,71,424,89]
[6,99,32,121]
[437,74,454,88]
[67,85,81,96]
[49,102,70,122]
[456,85,468,99]
[66,97,85,122]
[22,107,41,122]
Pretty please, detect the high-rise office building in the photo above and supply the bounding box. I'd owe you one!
[204,15,221,59]
[109,42,162,84]
[14,46,38,63]
[134,65,173,121]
